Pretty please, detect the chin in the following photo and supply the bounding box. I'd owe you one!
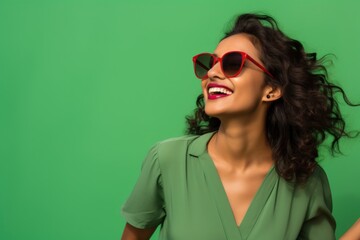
[204,106,227,118]
[205,105,259,120]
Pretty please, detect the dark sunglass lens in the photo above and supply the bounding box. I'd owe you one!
[195,54,213,78]
[223,52,243,77]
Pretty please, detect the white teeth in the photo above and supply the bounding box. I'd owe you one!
[208,87,233,95]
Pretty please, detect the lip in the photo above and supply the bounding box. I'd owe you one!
[206,83,233,100]
[207,83,233,92]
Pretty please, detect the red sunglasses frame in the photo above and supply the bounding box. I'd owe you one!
[192,51,274,80]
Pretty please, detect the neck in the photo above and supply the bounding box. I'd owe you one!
[209,113,273,169]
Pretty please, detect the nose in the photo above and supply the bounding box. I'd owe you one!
[207,60,225,80]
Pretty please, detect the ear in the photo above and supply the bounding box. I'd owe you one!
[262,85,282,102]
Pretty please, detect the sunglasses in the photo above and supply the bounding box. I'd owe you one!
[192,51,274,80]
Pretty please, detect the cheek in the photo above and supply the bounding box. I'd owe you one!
[235,72,265,93]
[232,78,265,104]
[201,81,207,95]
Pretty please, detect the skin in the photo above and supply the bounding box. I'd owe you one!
[120,33,282,239]
[340,219,360,240]
[121,223,156,240]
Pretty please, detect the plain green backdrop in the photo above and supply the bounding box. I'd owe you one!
[0,0,359,239]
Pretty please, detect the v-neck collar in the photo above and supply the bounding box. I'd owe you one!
[190,131,278,240]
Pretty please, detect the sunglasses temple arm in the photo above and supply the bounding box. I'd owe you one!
[247,56,274,78]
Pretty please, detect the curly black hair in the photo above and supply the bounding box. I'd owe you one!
[186,13,359,183]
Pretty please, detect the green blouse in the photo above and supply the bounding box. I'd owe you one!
[121,132,336,240]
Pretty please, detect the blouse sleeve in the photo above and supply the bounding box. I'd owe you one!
[298,167,336,240]
[121,144,166,229]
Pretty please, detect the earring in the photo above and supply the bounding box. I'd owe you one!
[266,94,271,99]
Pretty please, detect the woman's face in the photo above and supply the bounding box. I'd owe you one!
[201,33,273,119]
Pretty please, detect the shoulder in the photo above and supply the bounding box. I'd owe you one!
[302,165,333,211]
[137,135,201,185]
[306,165,331,191]
[147,133,213,170]
[291,165,332,197]
[152,134,200,163]
[144,135,198,160]
[157,134,200,146]
[278,165,332,205]
[155,134,199,151]
[144,133,204,159]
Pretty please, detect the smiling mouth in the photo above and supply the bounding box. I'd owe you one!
[207,87,233,100]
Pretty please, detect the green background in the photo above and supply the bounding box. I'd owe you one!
[0,0,359,239]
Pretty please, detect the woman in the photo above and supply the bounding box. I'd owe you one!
[121,13,358,240]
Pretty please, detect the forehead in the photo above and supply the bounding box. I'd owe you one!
[214,33,261,58]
